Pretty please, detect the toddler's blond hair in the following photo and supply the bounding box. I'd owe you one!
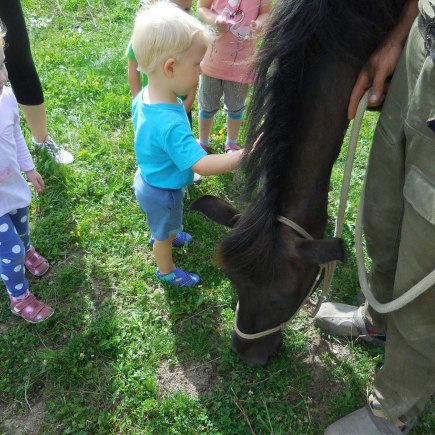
[132,1,207,75]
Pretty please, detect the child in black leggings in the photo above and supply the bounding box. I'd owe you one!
[0,0,73,164]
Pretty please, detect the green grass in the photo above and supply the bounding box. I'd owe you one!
[0,1,433,434]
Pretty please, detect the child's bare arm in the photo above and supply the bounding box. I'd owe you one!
[198,0,228,32]
[128,58,142,97]
[192,150,243,176]
[250,0,272,34]
[198,0,216,25]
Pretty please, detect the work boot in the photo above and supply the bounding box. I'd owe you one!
[324,395,415,434]
[314,302,386,345]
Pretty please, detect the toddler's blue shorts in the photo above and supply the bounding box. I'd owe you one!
[133,170,184,241]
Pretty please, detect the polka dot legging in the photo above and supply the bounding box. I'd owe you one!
[0,207,31,298]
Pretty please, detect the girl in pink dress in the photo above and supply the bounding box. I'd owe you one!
[197,0,271,153]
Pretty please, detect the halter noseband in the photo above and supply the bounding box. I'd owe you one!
[233,216,334,341]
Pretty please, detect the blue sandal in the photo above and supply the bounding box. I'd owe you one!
[156,267,200,287]
[149,232,193,248]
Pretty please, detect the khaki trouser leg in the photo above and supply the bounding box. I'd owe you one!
[363,19,435,422]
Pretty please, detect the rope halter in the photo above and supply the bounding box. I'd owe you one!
[233,216,335,340]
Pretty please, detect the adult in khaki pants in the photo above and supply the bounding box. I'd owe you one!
[315,0,435,433]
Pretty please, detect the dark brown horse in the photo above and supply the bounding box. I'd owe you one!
[191,0,406,365]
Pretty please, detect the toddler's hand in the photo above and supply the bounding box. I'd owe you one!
[233,149,244,166]
[215,15,229,33]
[25,169,45,193]
[250,20,262,35]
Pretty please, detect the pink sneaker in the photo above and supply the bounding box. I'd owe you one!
[10,292,54,324]
[197,139,209,153]
[224,144,241,153]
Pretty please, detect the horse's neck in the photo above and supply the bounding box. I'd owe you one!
[279,134,344,237]
[275,56,356,237]
[283,180,330,237]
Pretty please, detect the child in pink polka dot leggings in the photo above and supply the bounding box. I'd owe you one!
[0,23,53,323]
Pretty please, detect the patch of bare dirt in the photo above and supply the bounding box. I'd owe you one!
[302,332,352,427]
[156,359,217,398]
[89,275,114,308]
[0,317,18,335]
[0,401,46,435]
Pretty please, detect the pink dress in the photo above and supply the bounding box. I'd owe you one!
[201,0,261,84]
[0,87,34,217]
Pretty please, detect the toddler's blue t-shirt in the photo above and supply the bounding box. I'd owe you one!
[132,92,206,189]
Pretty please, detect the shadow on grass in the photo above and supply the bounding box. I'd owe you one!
[199,318,377,434]
[131,178,434,434]
[0,153,121,434]
[152,289,376,434]
[0,255,121,434]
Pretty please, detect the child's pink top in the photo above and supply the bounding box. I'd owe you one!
[0,87,34,217]
[201,0,261,84]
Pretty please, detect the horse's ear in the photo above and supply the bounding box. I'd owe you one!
[293,238,345,264]
[190,195,241,228]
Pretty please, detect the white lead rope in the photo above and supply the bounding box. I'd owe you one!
[312,92,370,313]
[355,185,435,313]
[326,91,435,313]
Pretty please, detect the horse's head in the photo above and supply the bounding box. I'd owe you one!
[190,195,344,365]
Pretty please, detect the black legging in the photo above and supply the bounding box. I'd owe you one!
[0,0,44,105]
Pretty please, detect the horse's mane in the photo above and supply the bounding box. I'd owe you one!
[219,0,406,282]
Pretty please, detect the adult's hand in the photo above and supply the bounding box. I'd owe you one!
[347,0,419,120]
[348,42,403,120]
